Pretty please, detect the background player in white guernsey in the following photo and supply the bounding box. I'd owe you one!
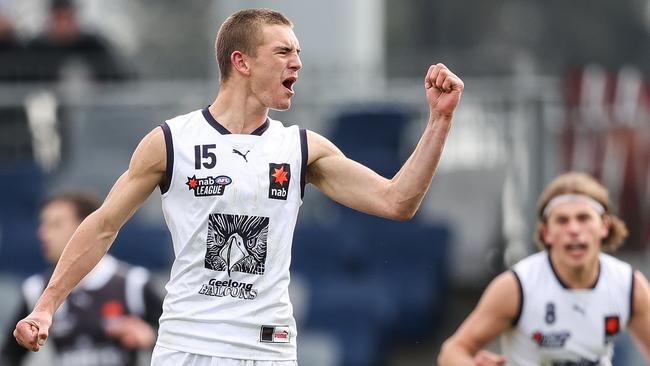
[12,8,464,366]
[437,172,650,366]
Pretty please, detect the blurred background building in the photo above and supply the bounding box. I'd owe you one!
[0,0,649,365]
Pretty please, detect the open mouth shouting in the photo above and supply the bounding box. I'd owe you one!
[282,76,297,95]
[565,242,589,259]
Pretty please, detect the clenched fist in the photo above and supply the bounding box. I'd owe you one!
[13,311,52,352]
[424,63,464,119]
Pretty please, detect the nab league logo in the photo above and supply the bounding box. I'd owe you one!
[532,330,571,348]
[268,163,290,200]
[186,175,232,197]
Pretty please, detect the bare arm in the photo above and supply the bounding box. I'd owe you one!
[13,127,166,352]
[307,63,463,221]
[437,272,520,366]
[628,270,650,362]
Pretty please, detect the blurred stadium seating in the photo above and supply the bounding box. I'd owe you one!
[0,162,172,275]
[0,163,47,275]
[292,217,451,366]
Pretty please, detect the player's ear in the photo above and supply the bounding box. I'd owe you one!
[600,215,611,239]
[231,51,251,76]
[540,223,551,246]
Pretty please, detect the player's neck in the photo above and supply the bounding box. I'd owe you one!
[210,86,269,134]
[550,252,600,289]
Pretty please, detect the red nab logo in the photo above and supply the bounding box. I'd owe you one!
[604,315,620,343]
[269,163,290,200]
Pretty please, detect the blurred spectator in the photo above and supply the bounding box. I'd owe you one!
[22,0,134,82]
[0,191,162,366]
[0,3,24,82]
[0,3,33,161]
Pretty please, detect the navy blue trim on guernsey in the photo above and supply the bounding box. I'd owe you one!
[630,269,636,319]
[201,107,270,136]
[159,122,174,194]
[202,107,230,135]
[299,128,308,198]
[251,119,270,136]
[510,270,524,326]
[547,251,601,289]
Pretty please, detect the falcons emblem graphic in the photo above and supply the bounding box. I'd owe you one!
[205,213,268,276]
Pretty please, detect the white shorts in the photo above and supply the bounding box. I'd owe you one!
[151,345,298,366]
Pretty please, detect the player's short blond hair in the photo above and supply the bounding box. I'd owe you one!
[533,171,628,252]
[215,8,293,82]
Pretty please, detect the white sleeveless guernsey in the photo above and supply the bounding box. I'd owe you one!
[156,108,307,360]
[500,251,634,366]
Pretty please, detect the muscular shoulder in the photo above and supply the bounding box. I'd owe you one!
[305,130,343,165]
[478,271,521,322]
[486,271,520,299]
[129,127,166,176]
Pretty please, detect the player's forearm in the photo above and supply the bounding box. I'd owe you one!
[389,115,453,219]
[437,341,477,366]
[34,213,118,315]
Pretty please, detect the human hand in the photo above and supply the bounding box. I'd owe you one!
[13,311,53,352]
[424,63,464,119]
[105,315,156,349]
[473,350,507,366]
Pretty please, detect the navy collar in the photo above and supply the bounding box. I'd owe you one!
[201,107,269,136]
[547,251,600,290]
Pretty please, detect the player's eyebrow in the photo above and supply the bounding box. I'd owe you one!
[275,45,301,53]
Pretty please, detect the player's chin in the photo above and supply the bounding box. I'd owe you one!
[270,100,292,111]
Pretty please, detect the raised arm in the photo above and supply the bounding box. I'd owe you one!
[628,270,650,362]
[13,127,166,352]
[437,272,520,366]
[306,63,463,220]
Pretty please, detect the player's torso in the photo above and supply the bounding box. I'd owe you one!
[501,252,633,366]
[157,108,306,359]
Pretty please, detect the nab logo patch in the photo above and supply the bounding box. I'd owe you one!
[268,163,290,200]
[186,175,232,197]
[604,315,620,343]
